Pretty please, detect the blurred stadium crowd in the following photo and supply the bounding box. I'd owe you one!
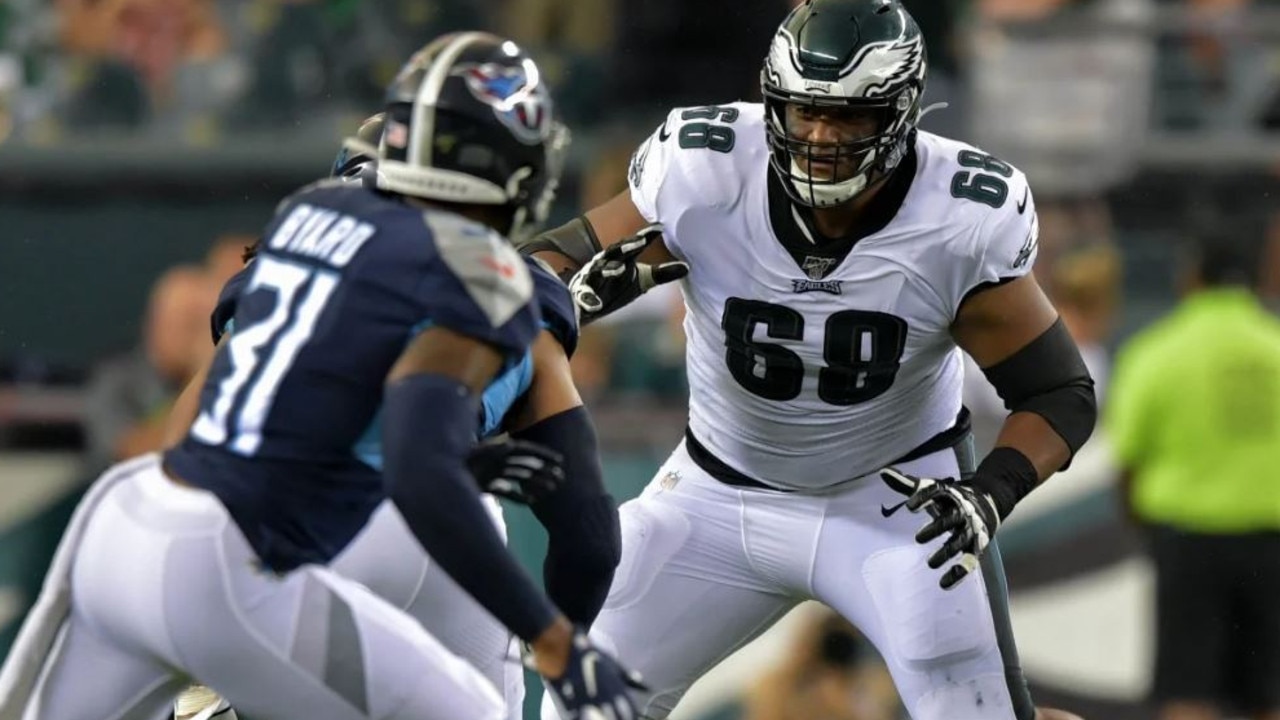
[0,1,1279,719]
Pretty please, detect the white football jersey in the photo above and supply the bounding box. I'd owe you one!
[628,103,1040,490]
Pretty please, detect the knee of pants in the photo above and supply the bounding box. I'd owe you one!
[911,672,1020,720]
[862,546,999,670]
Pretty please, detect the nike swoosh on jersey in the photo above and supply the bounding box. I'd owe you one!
[1016,187,1029,214]
[657,122,672,142]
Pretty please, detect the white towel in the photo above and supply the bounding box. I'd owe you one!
[0,453,158,719]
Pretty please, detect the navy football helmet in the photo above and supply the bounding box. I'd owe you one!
[377,32,569,239]
[762,0,927,208]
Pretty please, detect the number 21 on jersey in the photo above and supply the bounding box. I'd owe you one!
[192,256,338,455]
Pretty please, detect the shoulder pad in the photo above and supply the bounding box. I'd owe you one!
[628,103,764,223]
[417,211,540,358]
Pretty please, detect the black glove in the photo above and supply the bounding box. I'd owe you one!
[467,438,565,505]
[880,468,1002,590]
[568,224,688,325]
[541,631,646,720]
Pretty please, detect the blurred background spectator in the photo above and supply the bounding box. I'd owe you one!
[1106,230,1280,720]
[1,1,1278,719]
[81,263,215,476]
[742,608,902,720]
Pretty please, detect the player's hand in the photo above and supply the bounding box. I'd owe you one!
[538,630,646,720]
[880,468,1001,590]
[568,224,688,325]
[467,438,565,505]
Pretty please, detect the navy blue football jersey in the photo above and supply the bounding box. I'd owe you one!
[210,261,251,344]
[165,180,540,572]
[212,254,578,446]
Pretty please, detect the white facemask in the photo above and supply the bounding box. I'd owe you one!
[787,148,877,208]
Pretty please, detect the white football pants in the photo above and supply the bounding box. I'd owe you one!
[0,454,505,720]
[331,499,525,720]
[541,439,1033,720]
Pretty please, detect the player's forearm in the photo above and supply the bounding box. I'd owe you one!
[518,191,672,279]
[163,366,211,449]
[991,412,1072,483]
[166,336,227,449]
[115,419,170,460]
[383,372,559,642]
[969,318,1097,517]
[516,406,621,626]
[969,414,1069,521]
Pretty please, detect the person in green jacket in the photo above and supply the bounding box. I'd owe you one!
[1107,232,1280,720]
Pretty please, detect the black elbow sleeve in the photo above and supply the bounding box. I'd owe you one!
[980,318,1098,455]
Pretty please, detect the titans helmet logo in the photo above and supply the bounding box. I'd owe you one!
[452,62,552,145]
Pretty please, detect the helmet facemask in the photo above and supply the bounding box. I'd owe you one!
[507,120,570,241]
[765,90,919,207]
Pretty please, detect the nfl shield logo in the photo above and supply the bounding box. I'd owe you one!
[802,255,836,280]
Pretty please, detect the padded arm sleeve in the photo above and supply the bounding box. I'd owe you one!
[515,406,620,627]
[516,216,602,270]
[980,318,1098,455]
[384,373,558,642]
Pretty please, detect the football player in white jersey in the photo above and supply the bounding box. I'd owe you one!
[524,1,1096,719]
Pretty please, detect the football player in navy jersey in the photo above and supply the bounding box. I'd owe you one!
[172,113,623,720]
[0,32,637,720]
